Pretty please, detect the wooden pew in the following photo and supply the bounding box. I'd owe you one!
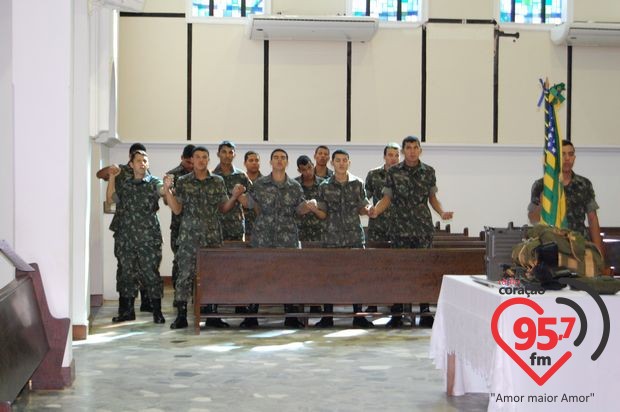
[194,247,485,334]
[0,240,72,412]
[223,238,486,249]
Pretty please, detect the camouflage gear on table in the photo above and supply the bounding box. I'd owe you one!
[113,174,163,299]
[174,172,229,302]
[529,172,599,239]
[317,174,369,248]
[243,172,263,240]
[212,165,251,241]
[295,175,325,242]
[383,161,437,248]
[365,166,393,242]
[166,163,193,284]
[247,174,305,248]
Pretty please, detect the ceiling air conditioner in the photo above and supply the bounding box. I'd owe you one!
[247,15,379,42]
[551,22,620,46]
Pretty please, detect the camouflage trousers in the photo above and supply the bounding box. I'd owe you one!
[175,238,220,302]
[116,237,163,299]
[170,229,180,289]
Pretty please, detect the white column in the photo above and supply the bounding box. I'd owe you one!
[13,0,76,365]
[72,0,92,333]
[0,0,15,286]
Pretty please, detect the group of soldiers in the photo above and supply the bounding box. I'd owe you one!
[101,136,454,330]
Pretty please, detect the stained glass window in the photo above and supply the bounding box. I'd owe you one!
[191,0,265,18]
[500,0,564,24]
[351,0,420,22]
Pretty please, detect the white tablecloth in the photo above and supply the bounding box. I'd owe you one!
[430,275,620,412]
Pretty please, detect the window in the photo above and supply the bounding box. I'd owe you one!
[499,0,565,24]
[351,0,421,22]
[191,0,265,18]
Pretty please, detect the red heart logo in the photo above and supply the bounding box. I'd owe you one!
[491,297,572,386]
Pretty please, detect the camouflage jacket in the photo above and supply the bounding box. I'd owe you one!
[166,163,193,233]
[365,165,393,241]
[109,163,134,233]
[113,174,163,245]
[248,173,304,248]
[315,167,334,179]
[383,161,437,239]
[243,172,263,238]
[175,171,228,247]
[530,172,599,238]
[295,175,325,242]
[317,174,369,248]
[212,165,251,240]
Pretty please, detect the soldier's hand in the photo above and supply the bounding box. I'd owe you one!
[368,206,377,219]
[306,199,318,211]
[109,165,121,178]
[441,211,454,220]
[232,184,246,198]
[163,174,174,191]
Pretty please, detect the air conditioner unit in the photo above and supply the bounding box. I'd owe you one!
[98,0,145,13]
[550,22,620,46]
[247,15,379,42]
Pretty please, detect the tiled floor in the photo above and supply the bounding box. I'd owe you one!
[13,296,488,411]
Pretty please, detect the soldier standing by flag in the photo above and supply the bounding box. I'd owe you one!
[528,139,604,256]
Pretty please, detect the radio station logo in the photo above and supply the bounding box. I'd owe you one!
[490,278,610,386]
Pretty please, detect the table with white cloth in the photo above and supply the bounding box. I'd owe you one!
[430,275,620,412]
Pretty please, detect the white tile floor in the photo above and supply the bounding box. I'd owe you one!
[13,296,488,412]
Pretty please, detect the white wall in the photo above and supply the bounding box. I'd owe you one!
[117,1,620,146]
[0,0,15,287]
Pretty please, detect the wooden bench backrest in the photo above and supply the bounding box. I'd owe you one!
[196,248,485,305]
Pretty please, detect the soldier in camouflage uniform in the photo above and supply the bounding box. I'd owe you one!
[243,150,263,242]
[370,136,453,327]
[212,141,251,241]
[165,144,195,301]
[295,155,325,242]
[238,148,309,328]
[365,143,400,242]
[310,149,374,328]
[313,145,334,179]
[97,143,154,313]
[528,139,604,256]
[163,146,244,330]
[106,150,166,324]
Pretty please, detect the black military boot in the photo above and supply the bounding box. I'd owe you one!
[112,297,136,323]
[170,301,188,329]
[151,298,165,324]
[352,304,374,328]
[386,304,404,328]
[314,304,334,328]
[204,304,230,328]
[240,304,259,328]
[139,289,152,312]
[283,304,304,328]
[418,303,434,328]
